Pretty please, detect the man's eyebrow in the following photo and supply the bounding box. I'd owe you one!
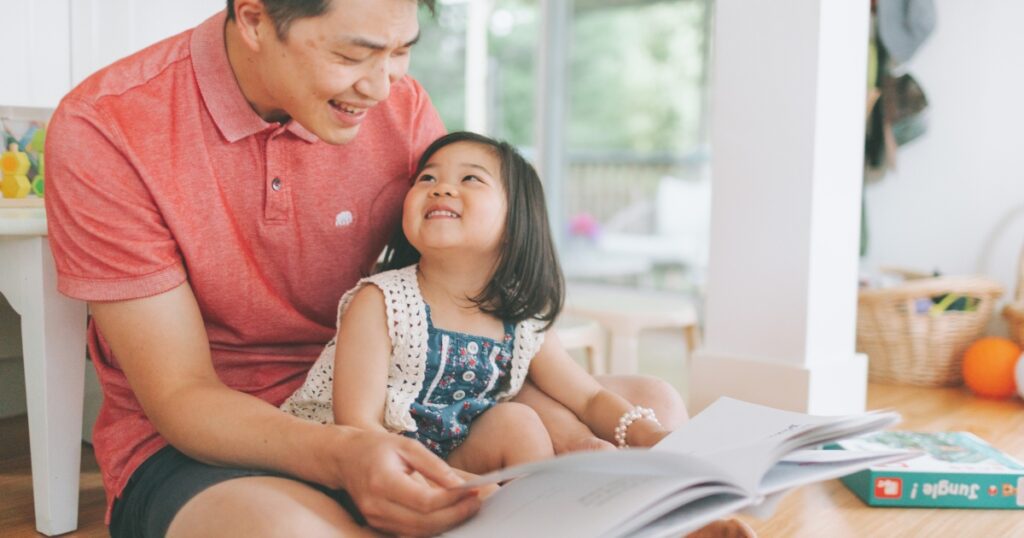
[346,31,421,51]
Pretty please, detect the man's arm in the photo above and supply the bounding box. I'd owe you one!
[89,282,480,535]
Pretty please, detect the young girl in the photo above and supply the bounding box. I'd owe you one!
[280,131,672,475]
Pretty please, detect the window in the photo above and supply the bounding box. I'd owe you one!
[411,0,712,292]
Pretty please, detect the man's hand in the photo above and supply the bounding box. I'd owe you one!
[325,427,481,537]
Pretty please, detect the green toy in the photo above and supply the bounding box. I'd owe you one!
[32,153,44,197]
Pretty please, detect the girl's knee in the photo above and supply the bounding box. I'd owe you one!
[489,403,551,448]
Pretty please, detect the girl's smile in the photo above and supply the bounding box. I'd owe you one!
[402,141,507,258]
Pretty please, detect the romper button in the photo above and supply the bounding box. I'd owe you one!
[466,342,479,354]
[462,371,476,382]
[271,177,282,191]
[452,390,466,401]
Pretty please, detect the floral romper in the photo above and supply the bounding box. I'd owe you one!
[280,264,546,459]
[403,304,516,458]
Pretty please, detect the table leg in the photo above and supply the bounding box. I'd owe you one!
[607,329,641,375]
[683,324,701,353]
[0,237,87,536]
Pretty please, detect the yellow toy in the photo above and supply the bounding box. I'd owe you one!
[1,142,31,199]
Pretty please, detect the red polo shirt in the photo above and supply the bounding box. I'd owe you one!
[45,11,444,521]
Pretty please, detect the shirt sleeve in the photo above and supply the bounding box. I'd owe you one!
[45,97,187,302]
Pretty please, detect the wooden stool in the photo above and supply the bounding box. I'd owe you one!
[564,283,701,374]
[554,314,607,375]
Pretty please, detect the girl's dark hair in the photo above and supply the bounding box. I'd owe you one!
[227,0,436,39]
[380,131,564,330]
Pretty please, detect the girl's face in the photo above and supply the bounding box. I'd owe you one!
[402,142,508,261]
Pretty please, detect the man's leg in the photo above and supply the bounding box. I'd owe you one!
[513,374,687,453]
[168,476,378,538]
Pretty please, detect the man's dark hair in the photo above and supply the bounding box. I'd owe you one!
[380,131,565,330]
[227,0,436,39]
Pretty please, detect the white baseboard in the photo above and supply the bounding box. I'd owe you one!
[688,351,868,415]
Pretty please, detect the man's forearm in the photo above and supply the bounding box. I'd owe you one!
[151,381,343,487]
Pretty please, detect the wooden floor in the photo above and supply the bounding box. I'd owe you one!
[741,383,1024,537]
[1,383,1022,537]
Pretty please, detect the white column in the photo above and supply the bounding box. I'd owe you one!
[690,0,870,415]
[534,0,571,248]
[464,0,492,132]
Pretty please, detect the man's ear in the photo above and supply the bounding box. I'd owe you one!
[231,0,269,52]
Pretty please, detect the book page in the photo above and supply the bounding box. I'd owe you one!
[653,398,900,491]
[758,450,916,494]
[459,447,723,489]
[444,470,745,538]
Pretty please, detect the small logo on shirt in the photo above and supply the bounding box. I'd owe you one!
[335,211,354,227]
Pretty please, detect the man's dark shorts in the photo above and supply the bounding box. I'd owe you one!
[109,445,365,537]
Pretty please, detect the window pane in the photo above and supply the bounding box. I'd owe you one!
[563,0,711,293]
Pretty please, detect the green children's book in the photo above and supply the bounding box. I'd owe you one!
[833,431,1024,509]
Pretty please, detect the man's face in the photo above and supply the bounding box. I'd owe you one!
[254,0,420,144]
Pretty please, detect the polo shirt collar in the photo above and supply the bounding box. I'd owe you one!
[191,11,319,144]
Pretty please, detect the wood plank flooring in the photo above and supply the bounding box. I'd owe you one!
[1,383,1022,537]
[740,383,1024,537]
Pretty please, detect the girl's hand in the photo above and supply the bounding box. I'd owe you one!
[626,419,671,448]
[563,435,616,453]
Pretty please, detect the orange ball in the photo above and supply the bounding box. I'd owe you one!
[962,337,1021,398]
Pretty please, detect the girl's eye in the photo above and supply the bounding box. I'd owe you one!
[462,175,481,183]
[417,174,436,183]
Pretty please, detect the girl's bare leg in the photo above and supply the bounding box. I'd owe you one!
[446,402,554,475]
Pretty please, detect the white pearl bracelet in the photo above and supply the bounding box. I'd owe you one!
[613,406,659,448]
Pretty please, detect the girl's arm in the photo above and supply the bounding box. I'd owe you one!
[527,330,670,448]
[332,285,392,433]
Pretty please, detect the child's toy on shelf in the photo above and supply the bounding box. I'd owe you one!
[962,337,1021,399]
[27,127,45,197]
[31,153,44,197]
[1,142,31,199]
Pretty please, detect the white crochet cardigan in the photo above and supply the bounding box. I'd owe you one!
[280,265,546,432]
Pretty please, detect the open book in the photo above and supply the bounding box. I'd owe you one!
[444,397,911,538]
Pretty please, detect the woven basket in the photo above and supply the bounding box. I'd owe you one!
[1002,245,1024,347]
[857,273,1004,386]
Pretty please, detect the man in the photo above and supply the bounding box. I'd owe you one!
[46,0,685,536]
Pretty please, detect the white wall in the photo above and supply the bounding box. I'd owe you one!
[863,0,1024,326]
[0,1,222,419]
[0,0,222,108]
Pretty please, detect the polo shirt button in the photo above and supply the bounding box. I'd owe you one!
[462,371,476,382]
[271,177,282,191]
[452,390,466,401]
[466,342,479,355]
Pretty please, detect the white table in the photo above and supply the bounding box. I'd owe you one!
[564,283,700,374]
[0,204,88,536]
